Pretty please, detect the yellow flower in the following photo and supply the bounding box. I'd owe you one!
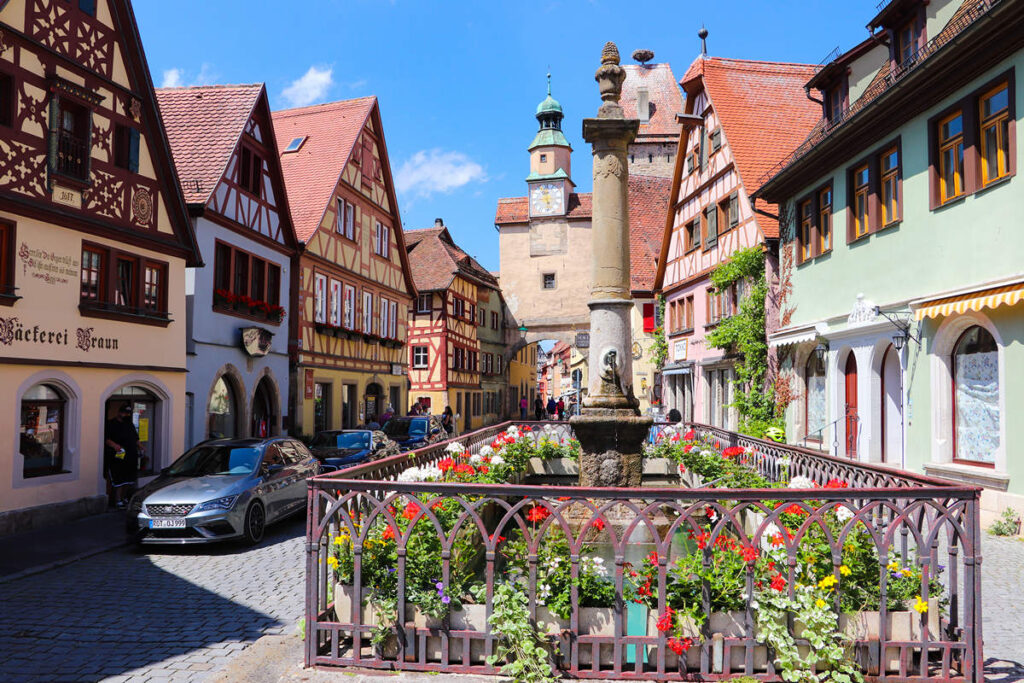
[815,598,827,609]
[334,534,349,546]
[839,565,851,576]
[901,568,913,577]
[818,575,837,590]
[327,556,339,570]
[913,596,928,614]
[887,561,900,572]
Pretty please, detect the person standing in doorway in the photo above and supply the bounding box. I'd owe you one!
[104,403,142,508]
[534,397,544,421]
[546,397,557,421]
[519,396,528,421]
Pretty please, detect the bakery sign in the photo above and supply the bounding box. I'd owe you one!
[0,317,120,352]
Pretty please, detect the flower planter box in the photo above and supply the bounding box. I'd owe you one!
[642,458,674,475]
[647,612,768,673]
[841,600,940,672]
[528,457,578,476]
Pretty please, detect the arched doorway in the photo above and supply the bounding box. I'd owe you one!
[364,383,383,425]
[251,376,278,438]
[208,375,241,439]
[106,385,159,475]
[880,345,902,463]
[844,353,859,459]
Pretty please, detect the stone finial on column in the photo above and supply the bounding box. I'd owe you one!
[595,41,626,119]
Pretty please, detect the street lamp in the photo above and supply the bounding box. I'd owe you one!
[892,330,908,352]
[813,341,828,364]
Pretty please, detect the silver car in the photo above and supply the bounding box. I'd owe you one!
[126,437,319,545]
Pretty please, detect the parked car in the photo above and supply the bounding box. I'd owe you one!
[126,437,319,545]
[309,429,399,472]
[382,415,447,452]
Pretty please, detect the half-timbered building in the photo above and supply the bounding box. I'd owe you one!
[157,84,297,447]
[0,0,200,532]
[273,97,415,434]
[406,221,498,433]
[653,55,819,429]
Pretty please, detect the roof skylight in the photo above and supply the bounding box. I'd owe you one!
[283,136,307,153]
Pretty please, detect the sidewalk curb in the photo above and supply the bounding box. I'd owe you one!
[0,537,129,585]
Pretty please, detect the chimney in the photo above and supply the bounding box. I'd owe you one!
[434,218,444,227]
[637,87,650,123]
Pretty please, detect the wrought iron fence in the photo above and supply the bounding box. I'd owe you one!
[305,421,982,681]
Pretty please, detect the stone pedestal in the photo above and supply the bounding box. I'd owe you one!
[569,41,651,489]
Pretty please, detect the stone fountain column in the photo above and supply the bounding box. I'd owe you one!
[569,42,652,488]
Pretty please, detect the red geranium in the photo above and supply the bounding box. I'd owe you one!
[656,607,675,632]
[402,501,420,520]
[382,525,395,541]
[783,504,807,516]
[489,534,506,543]
[591,518,606,531]
[438,457,455,473]
[824,478,848,489]
[526,505,551,523]
[671,433,680,442]
[678,463,686,473]
[556,496,571,501]
[722,446,745,458]
[683,430,695,441]
[770,573,786,592]
[667,637,693,655]
[739,545,758,563]
[683,445,695,453]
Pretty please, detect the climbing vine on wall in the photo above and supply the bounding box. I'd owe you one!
[706,246,785,439]
[651,295,667,371]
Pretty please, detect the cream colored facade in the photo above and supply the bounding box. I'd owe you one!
[508,343,538,418]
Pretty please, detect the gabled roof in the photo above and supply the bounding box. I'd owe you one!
[405,226,499,293]
[684,57,820,212]
[156,84,263,205]
[107,0,201,266]
[493,175,671,293]
[621,63,684,142]
[271,97,376,243]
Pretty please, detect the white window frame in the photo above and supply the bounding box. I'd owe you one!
[335,198,346,235]
[416,293,431,313]
[413,346,429,369]
[380,296,390,339]
[343,284,356,329]
[374,221,390,258]
[389,300,398,338]
[345,201,355,240]
[329,279,341,326]
[362,291,373,333]
[313,274,327,324]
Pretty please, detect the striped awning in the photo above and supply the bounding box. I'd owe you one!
[913,282,1024,321]
[767,328,817,349]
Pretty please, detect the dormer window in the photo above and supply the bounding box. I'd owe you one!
[825,82,847,122]
[895,19,919,65]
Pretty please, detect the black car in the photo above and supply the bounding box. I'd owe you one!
[309,429,399,472]
[382,415,447,452]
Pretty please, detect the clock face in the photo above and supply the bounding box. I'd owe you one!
[530,183,563,216]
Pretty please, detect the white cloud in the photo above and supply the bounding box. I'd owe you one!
[160,64,217,88]
[396,149,487,199]
[160,68,184,88]
[282,66,334,107]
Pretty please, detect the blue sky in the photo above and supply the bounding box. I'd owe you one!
[136,1,878,272]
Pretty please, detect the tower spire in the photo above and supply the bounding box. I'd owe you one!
[547,72,552,96]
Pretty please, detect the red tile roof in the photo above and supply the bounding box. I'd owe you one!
[156,84,263,205]
[681,57,820,238]
[405,225,499,292]
[494,174,671,292]
[621,63,683,142]
[271,97,376,243]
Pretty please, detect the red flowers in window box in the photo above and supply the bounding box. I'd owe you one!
[783,503,807,516]
[824,478,848,489]
[722,446,745,458]
[438,457,455,473]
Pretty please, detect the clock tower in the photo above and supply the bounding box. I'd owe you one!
[527,74,574,217]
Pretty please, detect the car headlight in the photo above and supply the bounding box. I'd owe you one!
[194,495,239,512]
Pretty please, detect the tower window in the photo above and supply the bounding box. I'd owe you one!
[540,154,547,163]
[542,273,556,290]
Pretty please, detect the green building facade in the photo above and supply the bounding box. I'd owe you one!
[757,0,1024,521]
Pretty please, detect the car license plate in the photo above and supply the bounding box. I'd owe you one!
[150,519,186,529]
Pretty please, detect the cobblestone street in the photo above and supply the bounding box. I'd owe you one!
[0,517,305,683]
[0,514,1021,682]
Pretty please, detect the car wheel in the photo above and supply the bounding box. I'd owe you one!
[243,501,266,546]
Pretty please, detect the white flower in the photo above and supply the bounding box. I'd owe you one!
[506,426,520,437]
[491,454,505,466]
[479,445,493,457]
[469,454,483,465]
[445,442,465,454]
[835,506,854,523]
[701,449,715,457]
[760,523,782,552]
[789,475,816,489]
[663,426,676,436]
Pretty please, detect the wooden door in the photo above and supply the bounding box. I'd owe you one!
[844,353,858,459]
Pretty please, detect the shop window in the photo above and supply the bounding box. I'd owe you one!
[208,376,239,439]
[952,326,999,465]
[805,353,827,442]
[20,383,67,478]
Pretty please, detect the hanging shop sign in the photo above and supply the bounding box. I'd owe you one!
[575,332,590,349]
[240,327,274,357]
[673,339,688,361]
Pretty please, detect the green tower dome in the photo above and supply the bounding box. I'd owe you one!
[529,73,570,150]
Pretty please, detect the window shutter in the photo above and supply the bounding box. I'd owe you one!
[699,135,707,171]
[704,207,718,248]
[729,191,739,228]
[711,129,721,153]
[686,155,694,174]
[128,128,140,173]
[642,303,655,333]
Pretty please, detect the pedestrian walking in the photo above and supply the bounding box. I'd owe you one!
[546,397,557,420]
[557,397,565,421]
[534,397,544,421]
[104,403,142,508]
[441,406,454,436]
[519,396,528,421]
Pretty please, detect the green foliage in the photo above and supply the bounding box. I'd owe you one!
[652,295,668,370]
[706,246,784,439]
[486,582,560,683]
[988,507,1020,536]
